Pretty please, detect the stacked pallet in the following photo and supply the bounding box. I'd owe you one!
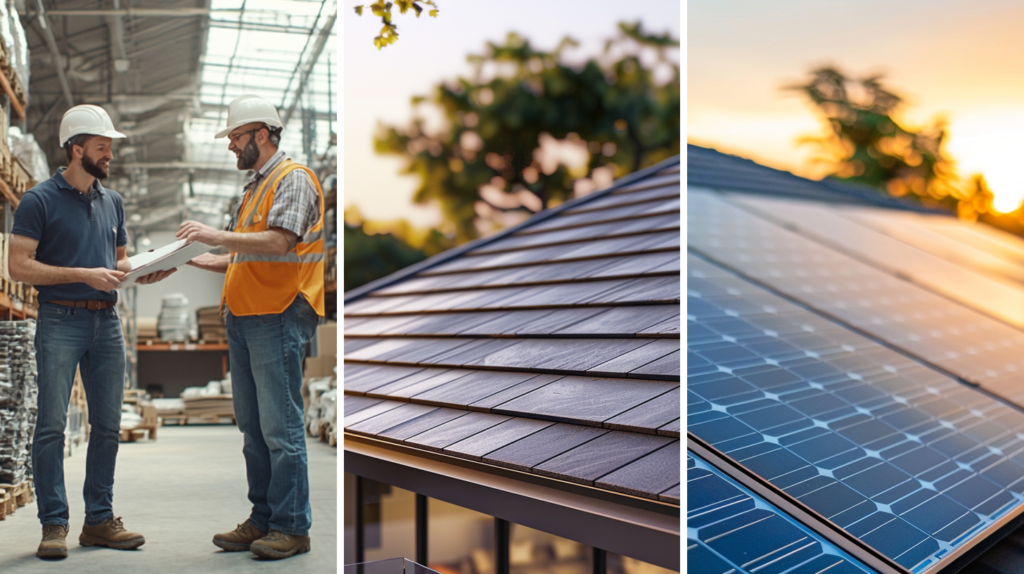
[0,480,32,520]
[4,157,30,195]
[0,321,37,490]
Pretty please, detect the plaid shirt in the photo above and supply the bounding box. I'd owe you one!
[227,150,320,238]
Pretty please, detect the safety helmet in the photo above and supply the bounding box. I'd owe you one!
[59,105,126,147]
[215,95,283,139]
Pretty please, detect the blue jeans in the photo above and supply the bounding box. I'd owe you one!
[227,296,319,536]
[32,303,125,528]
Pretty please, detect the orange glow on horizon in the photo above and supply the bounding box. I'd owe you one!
[690,107,1024,215]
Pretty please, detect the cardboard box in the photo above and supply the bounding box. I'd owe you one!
[323,353,337,377]
[316,323,336,357]
[304,355,326,377]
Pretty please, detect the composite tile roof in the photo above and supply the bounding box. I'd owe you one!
[344,157,681,567]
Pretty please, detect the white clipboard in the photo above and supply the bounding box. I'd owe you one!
[121,239,215,288]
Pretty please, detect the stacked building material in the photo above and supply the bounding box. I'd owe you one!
[303,376,337,447]
[180,380,233,422]
[136,317,158,343]
[0,321,37,485]
[0,3,28,107]
[196,306,226,342]
[9,127,49,187]
[157,294,189,341]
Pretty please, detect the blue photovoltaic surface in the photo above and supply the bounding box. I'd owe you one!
[687,188,1024,409]
[688,254,1024,573]
[688,452,874,574]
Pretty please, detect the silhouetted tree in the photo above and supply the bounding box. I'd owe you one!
[789,67,963,210]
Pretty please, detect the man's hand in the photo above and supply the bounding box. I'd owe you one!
[135,268,177,285]
[188,253,230,273]
[81,268,125,291]
[177,220,224,246]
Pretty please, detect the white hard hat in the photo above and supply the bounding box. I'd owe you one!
[59,105,127,147]
[215,95,283,139]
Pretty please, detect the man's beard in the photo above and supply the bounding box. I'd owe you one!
[236,136,260,170]
[82,154,109,179]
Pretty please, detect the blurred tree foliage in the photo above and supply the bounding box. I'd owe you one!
[790,67,989,213]
[343,206,457,292]
[354,1,438,50]
[344,219,426,292]
[375,22,680,242]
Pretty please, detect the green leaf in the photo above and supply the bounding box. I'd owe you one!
[354,5,364,15]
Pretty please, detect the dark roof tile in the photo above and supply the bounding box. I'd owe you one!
[535,430,674,485]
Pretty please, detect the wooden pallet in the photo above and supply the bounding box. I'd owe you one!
[120,424,157,442]
[0,480,34,521]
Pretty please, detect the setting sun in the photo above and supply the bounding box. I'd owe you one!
[944,109,1024,214]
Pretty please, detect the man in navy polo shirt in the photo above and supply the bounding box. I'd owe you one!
[9,105,173,560]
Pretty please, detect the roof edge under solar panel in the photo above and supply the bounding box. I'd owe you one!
[687,144,946,214]
[345,432,680,570]
[344,155,682,304]
[687,433,910,574]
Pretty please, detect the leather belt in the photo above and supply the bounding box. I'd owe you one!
[48,300,114,311]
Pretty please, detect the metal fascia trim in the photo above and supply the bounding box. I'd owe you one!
[344,156,681,304]
[344,434,680,570]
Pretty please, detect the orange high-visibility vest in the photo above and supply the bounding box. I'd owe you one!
[223,159,326,317]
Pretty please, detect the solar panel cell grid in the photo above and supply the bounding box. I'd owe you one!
[687,254,1024,573]
[687,452,874,574]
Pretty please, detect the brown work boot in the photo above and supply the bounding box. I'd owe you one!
[250,530,311,559]
[37,524,69,559]
[213,521,267,552]
[79,516,145,550]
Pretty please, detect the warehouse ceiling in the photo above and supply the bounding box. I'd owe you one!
[21,0,336,244]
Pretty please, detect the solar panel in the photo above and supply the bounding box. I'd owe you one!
[834,205,1024,287]
[911,212,1024,266]
[688,451,874,574]
[687,253,1024,573]
[727,194,1024,329]
[687,189,1024,407]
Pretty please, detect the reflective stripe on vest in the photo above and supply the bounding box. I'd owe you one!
[234,252,325,264]
[222,158,326,317]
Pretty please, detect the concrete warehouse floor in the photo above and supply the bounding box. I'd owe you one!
[0,424,337,573]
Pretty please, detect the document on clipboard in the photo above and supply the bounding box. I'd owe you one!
[121,239,215,288]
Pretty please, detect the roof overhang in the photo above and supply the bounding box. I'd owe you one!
[345,433,680,570]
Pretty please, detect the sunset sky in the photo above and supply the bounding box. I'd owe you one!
[344,0,681,229]
[689,0,1024,212]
